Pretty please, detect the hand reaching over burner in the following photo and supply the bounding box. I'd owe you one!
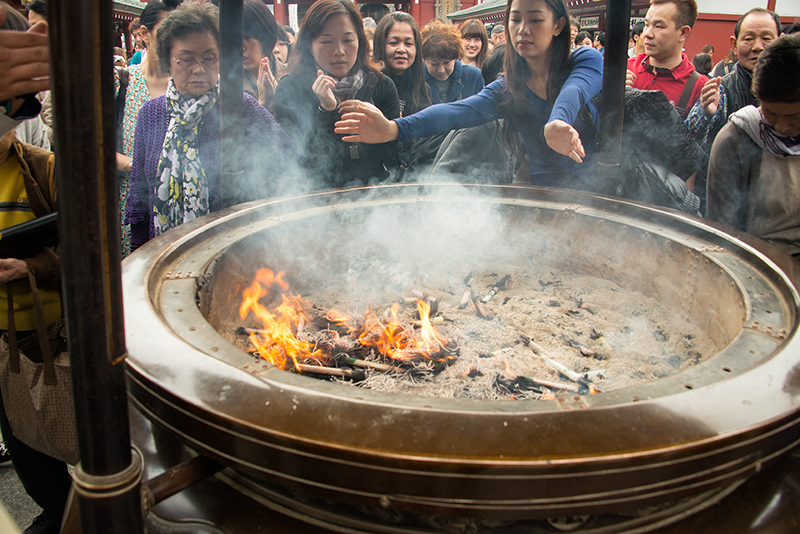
[543,119,585,163]
[335,102,399,144]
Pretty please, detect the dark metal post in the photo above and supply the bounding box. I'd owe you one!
[48,1,144,533]
[219,0,246,207]
[597,0,633,190]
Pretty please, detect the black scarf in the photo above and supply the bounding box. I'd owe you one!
[722,64,756,115]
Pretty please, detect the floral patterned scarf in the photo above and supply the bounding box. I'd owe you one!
[153,79,219,236]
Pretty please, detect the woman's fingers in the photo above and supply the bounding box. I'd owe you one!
[312,71,337,110]
[544,119,585,163]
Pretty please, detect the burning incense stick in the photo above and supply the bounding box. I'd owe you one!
[472,295,491,320]
[479,347,512,358]
[482,274,515,303]
[520,335,584,383]
[591,328,614,356]
[458,286,472,310]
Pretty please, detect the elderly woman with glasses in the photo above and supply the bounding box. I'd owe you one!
[126,2,297,251]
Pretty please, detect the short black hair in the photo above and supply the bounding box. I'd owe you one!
[594,31,605,47]
[752,34,800,103]
[692,52,712,75]
[630,21,645,38]
[481,42,505,85]
[734,8,780,39]
[27,0,46,18]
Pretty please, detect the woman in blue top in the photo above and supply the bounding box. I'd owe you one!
[335,0,603,189]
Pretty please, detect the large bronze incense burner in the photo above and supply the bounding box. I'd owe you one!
[123,183,800,532]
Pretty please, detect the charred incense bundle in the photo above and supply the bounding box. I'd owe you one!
[296,363,365,380]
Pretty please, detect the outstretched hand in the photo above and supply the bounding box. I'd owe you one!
[0,8,50,102]
[334,101,399,144]
[544,119,585,163]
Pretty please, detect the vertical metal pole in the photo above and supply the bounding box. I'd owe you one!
[597,0,632,173]
[219,0,246,207]
[48,1,144,532]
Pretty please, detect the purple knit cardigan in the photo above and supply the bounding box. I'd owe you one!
[125,92,296,248]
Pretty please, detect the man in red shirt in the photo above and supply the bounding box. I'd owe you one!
[626,0,707,119]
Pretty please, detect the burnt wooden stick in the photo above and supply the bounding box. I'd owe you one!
[345,357,404,373]
[237,326,267,335]
[524,377,580,393]
[296,363,365,379]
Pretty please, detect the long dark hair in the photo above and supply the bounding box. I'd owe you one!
[460,18,489,68]
[502,0,571,105]
[501,0,571,156]
[373,12,429,113]
[243,0,280,73]
[289,0,381,86]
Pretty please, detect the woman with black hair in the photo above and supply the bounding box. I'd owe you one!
[373,11,430,117]
[242,0,281,109]
[273,0,399,188]
[460,18,489,69]
[335,0,603,189]
[574,30,592,48]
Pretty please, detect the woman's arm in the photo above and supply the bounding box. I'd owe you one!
[548,46,603,127]
[336,79,505,143]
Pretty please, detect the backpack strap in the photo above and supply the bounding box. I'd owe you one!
[676,70,700,119]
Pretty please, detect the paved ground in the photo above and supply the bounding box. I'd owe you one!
[0,464,40,533]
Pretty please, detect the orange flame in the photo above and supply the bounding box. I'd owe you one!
[357,303,416,359]
[540,389,555,401]
[241,270,451,368]
[239,269,323,371]
[324,309,355,334]
[356,300,451,361]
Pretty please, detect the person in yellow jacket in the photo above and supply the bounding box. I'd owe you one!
[0,129,70,534]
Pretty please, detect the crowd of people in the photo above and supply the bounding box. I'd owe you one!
[0,0,799,531]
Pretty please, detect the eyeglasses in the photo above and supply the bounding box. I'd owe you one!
[172,56,220,70]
